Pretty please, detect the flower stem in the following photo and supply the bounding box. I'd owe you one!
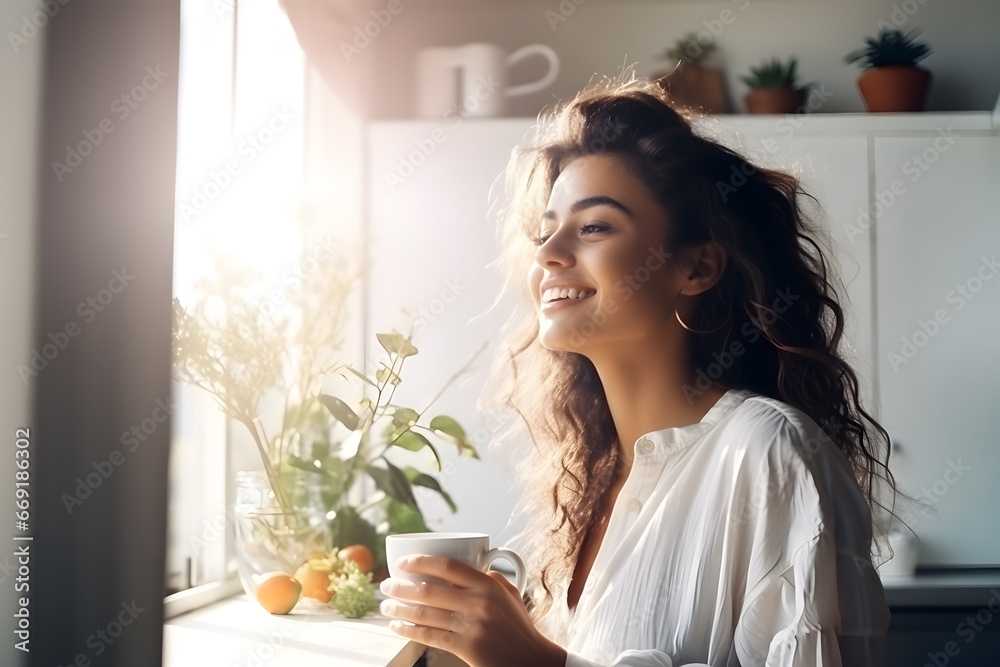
[247,416,293,514]
[355,490,387,515]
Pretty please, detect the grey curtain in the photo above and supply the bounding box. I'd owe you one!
[32,1,179,665]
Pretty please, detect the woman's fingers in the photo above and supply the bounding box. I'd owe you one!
[386,618,463,655]
[485,570,521,600]
[380,555,499,612]
[380,557,566,667]
[397,554,487,588]
[380,577,464,612]
[380,598,472,634]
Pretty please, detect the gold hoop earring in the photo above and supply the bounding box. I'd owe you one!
[674,295,732,334]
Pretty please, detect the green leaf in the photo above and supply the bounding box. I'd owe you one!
[340,428,364,460]
[277,461,344,511]
[391,407,420,430]
[844,28,931,68]
[282,455,336,479]
[376,331,419,358]
[429,415,465,439]
[375,364,401,386]
[741,57,800,89]
[393,429,430,452]
[318,394,360,431]
[339,409,374,461]
[329,506,378,554]
[403,466,457,513]
[366,460,417,507]
[392,430,442,471]
[382,496,430,534]
[429,415,479,459]
[381,421,395,441]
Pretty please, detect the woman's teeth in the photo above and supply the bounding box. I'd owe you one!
[542,287,596,303]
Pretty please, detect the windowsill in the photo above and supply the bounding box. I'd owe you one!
[879,567,1000,607]
[163,593,423,667]
[162,568,1000,665]
[163,570,526,665]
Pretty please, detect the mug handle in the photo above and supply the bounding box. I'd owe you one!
[505,44,560,98]
[482,547,527,595]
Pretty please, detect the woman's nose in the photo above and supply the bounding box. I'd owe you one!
[533,229,575,268]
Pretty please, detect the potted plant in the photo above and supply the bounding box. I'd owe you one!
[740,57,811,115]
[171,246,482,608]
[653,32,731,114]
[844,27,932,112]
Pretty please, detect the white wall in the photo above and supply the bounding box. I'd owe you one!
[364,0,1000,118]
[0,1,42,665]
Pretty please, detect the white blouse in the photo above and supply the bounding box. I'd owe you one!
[533,387,891,667]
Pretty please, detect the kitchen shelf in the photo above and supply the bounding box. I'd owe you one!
[706,109,1000,135]
[375,92,1000,137]
[881,568,1000,608]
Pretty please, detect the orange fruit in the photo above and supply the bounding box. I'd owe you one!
[338,544,374,575]
[254,572,302,614]
[295,559,336,603]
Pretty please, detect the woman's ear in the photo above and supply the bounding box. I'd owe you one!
[678,241,727,296]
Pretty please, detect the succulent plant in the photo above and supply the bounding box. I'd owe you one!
[844,28,932,69]
[740,57,803,89]
[663,32,717,66]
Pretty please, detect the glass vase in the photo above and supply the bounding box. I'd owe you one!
[233,471,331,600]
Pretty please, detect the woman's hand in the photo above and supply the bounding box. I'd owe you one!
[379,555,567,667]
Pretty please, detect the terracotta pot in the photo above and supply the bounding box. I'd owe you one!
[856,66,932,112]
[743,87,808,114]
[654,62,731,114]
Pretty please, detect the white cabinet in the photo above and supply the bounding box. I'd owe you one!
[710,111,1000,567]
[873,132,1000,566]
[366,109,1000,565]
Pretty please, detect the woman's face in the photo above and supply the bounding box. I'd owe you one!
[527,153,685,354]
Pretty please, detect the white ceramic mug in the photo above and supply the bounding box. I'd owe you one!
[386,532,527,594]
[878,530,918,576]
[416,42,560,119]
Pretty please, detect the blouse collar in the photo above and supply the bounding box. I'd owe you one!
[634,387,758,459]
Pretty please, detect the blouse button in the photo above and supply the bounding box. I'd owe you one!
[627,499,642,513]
[637,438,653,454]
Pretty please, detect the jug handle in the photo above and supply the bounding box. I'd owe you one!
[505,44,560,98]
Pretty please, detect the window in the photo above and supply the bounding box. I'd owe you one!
[166,0,307,610]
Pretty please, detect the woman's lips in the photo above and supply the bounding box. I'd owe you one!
[540,292,596,312]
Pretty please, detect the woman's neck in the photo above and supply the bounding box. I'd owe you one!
[587,338,727,471]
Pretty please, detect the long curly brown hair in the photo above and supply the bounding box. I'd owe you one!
[477,70,912,625]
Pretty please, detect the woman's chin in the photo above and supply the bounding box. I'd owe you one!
[538,325,591,354]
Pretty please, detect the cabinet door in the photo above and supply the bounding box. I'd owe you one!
[874,133,1000,566]
[367,119,535,539]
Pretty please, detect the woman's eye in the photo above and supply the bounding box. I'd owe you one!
[531,224,607,246]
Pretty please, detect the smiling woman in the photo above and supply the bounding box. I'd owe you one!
[378,68,915,667]
[527,154,706,367]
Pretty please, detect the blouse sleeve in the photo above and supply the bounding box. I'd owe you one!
[730,416,889,667]
[734,528,843,666]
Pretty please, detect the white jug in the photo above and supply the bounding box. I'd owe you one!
[416,42,560,119]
